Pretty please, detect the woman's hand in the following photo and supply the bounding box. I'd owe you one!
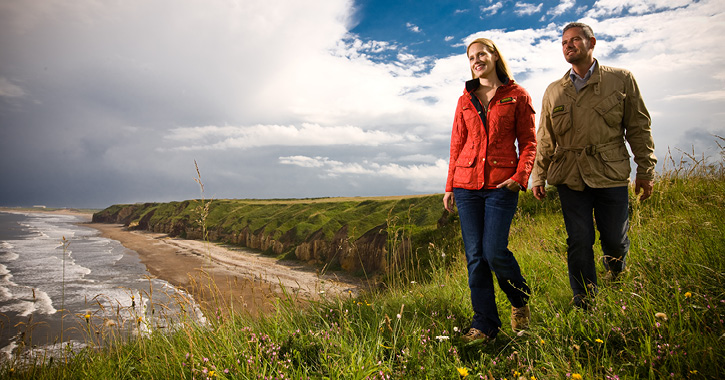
[497,179,522,192]
[443,192,455,212]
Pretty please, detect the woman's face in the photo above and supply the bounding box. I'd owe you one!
[468,43,497,79]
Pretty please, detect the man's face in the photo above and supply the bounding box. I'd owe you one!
[562,27,594,64]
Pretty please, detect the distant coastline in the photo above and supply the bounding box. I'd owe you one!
[1,207,359,316]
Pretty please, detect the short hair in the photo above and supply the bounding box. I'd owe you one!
[466,38,514,83]
[563,22,595,39]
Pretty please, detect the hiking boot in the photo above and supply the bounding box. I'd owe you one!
[571,294,591,310]
[602,268,628,284]
[511,305,530,331]
[461,327,494,345]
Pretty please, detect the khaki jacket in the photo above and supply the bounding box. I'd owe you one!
[531,62,656,190]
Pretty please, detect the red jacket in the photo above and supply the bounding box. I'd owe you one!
[445,79,537,192]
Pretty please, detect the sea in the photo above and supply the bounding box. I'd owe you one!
[0,211,203,362]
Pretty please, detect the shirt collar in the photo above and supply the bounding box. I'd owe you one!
[570,59,597,83]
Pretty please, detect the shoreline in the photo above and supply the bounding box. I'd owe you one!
[84,223,363,316]
[1,208,363,317]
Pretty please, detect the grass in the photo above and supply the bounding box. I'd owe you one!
[2,144,724,379]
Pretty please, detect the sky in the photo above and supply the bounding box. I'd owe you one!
[1,0,723,208]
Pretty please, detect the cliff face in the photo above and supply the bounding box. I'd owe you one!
[92,196,451,275]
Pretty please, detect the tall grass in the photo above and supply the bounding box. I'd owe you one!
[3,144,723,379]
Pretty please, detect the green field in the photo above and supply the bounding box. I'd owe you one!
[4,150,724,379]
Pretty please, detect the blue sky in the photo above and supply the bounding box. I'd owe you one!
[0,0,723,208]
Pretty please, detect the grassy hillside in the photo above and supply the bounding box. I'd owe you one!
[92,194,458,276]
[5,151,724,379]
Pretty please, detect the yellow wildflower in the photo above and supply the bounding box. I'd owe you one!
[84,313,91,321]
[684,292,692,298]
[595,338,604,344]
[572,374,583,380]
[457,367,469,377]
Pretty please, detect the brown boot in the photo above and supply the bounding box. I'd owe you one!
[511,305,530,331]
[461,327,494,344]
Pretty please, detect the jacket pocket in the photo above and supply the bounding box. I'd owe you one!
[453,152,477,185]
[488,156,517,186]
[492,100,517,132]
[546,149,569,185]
[594,91,625,128]
[598,144,631,181]
[550,103,571,135]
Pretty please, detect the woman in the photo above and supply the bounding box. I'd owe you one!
[443,38,537,344]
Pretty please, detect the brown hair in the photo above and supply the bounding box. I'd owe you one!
[466,38,513,83]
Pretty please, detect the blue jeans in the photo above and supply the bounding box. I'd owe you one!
[557,185,630,299]
[453,187,530,337]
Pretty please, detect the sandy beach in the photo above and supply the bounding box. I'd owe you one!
[85,223,364,316]
[1,208,362,316]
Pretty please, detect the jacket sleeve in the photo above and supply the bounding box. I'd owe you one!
[531,87,556,187]
[622,71,657,181]
[445,97,467,192]
[511,91,537,189]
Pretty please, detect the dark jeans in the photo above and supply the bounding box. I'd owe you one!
[453,187,530,337]
[557,185,630,298]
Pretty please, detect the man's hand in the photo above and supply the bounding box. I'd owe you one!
[532,185,546,200]
[443,192,455,212]
[634,178,654,201]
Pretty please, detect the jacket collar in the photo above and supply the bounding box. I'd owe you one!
[465,77,512,94]
[560,59,602,95]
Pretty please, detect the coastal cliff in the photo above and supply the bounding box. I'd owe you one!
[92,195,457,275]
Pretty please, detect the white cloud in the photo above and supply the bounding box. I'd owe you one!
[587,0,693,17]
[481,2,504,15]
[164,124,420,151]
[546,0,576,17]
[0,77,26,98]
[664,91,725,102]
[279,155,448,193]
[406,22,421,33]
[514,2,543,16]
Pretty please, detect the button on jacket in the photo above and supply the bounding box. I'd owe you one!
[531,62,656,190]
[445,79,537,192]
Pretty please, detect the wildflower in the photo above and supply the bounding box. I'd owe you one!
[84,313,91,322]
[595,339,604,344]
[454,326,459,332]
[655,312,668,321]
[684,292,692,298]
[457,367,469,377]
[540,339,545,344]
[396,313,401,319]
[690,370,698,374]
[435,335,449,341]
[572,374,583,380]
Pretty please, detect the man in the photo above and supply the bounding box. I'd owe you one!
[531,22,656,308]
